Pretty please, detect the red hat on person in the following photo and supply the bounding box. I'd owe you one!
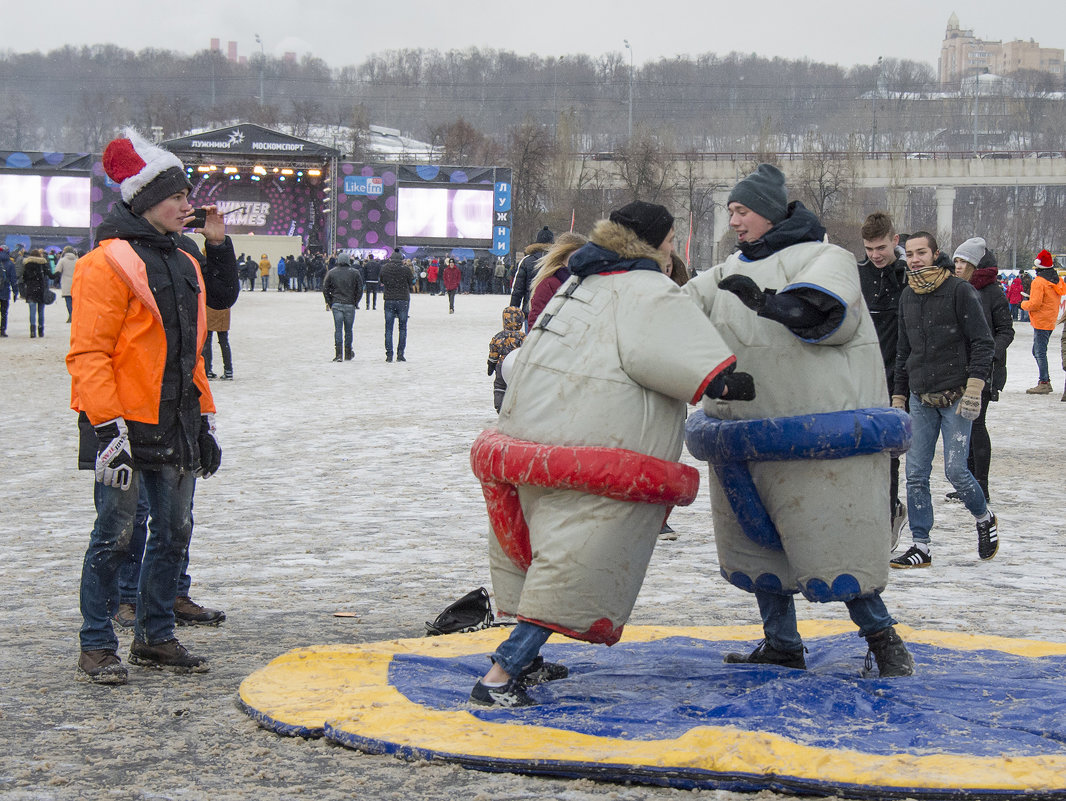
[102,127,191,215]
[1035,249,1055,268]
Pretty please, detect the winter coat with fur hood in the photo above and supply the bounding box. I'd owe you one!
[489,219,736,642]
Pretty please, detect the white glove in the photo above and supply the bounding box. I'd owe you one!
[94,417,134,490]
[891,395,907,410]
[957,378,985,421]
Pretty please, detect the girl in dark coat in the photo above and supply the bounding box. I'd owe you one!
[21,249,51,338]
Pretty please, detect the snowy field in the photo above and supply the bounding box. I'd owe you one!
[2,285,1065,801]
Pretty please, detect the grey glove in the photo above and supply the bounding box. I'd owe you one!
[94,417,134,490]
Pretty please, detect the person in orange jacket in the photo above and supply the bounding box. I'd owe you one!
[68,128,234,685]
[1021,249,1066,394]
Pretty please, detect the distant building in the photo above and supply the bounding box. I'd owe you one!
[940,13,1063,87]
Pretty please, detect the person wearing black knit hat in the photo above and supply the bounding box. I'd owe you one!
[68,128,238,684]
[684,163,915,678]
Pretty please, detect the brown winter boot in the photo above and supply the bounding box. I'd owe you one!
[77,650,128,685]
[174,595,226,626]
[1026,381,1052,394]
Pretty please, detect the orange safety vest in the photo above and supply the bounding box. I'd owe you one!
[67,239,214,426]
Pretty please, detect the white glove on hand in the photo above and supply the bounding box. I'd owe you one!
[94,417,134,490]
[957,378,985,421]
[891,395,907,410]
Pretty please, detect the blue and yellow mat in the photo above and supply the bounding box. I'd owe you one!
[238,622,1066,798]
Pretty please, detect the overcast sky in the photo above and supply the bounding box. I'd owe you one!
[7,2,1065,70]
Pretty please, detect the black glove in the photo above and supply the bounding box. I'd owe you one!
[197,413,222,478]
[487,359,497,376]
[94,417,134,490]
[718,274,767,312]
[704,368,757,401]
[719,274,826,330]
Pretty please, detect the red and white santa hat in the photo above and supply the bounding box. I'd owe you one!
[1035,249,1055,268]
[102,127,191,215]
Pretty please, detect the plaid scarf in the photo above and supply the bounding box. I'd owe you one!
[907,265,949,294]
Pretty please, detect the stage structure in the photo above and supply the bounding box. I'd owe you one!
[0,151,94,252]
[88,124,340,252]
[336,163,512,262]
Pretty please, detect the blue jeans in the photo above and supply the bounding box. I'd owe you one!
[260,275,268,291]
[117,481,192,605]
[79,467,195,651]
[493,621,553,677]
[383,299,409,356]
[905,394,987,545]
[1033,328,1052,382]
[331,303,356,351]
[755,589,895,651]
[28,301,43,332]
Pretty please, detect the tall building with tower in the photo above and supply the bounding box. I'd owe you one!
[940,13,1063,87]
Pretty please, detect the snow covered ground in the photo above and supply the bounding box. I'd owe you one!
[2,286,1065,800]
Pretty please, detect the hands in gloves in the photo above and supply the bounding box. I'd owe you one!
[718,274,828,330]
[487,359,497,376]
[956,378,985,421]
[197,413,222,478]
[704,366,757,401]
[891,395,907,410]
[94,417,134,490]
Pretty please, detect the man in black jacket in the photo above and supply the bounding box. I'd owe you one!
[322,252,363,362]
[890,231,997,570]
[858,212,909,543]
[363,255,381,310]
[380,251,413,362]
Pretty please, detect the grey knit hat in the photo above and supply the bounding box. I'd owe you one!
[952,237,986,267]
[728,163,788,224]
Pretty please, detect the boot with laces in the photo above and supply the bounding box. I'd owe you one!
[174,595,226,626]
[77,650,128,685]
[863,626,914,678]
[129,638,209,673]
[724,639,806,669]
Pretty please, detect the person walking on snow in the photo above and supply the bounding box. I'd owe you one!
[1021,249,1066,395]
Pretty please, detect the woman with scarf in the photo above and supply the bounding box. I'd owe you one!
[950,238,1015,503]
[890,232,997,570]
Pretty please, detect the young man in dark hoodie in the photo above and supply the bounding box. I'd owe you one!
[68,128,236,684]
[858,212,909,544]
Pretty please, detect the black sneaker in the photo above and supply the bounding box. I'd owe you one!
[205,371,218,379]
[491,655,569,686]
[397,354,406,362]
[890,544,931,569]
[174,596,226,626]
[945,491,961,502]
[977,511,999,561]
[863,626,914,678]
[890,500,907,551]
[129,639,209,673]
[77,650,128,685]
[724,639,806,670]
[659,522,678,541]
[470,677,535,707]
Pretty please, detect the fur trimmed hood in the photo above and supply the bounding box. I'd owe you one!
[586,219,670,272]
[524,241,552,257]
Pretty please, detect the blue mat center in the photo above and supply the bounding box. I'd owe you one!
[389,635,1066,757]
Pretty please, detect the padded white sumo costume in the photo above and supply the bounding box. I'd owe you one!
[480,222,735,644]
[685,239,892,601]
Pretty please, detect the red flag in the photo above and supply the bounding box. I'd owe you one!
[570,209,575,232]
[685,212,693,262]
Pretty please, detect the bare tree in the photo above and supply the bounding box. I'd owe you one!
[504,117,555,245]
[289,98,323,139]
[613,125,675,202]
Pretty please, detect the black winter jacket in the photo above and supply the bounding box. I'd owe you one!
[857,256,907,384]
[969,255,1015,394]
[894,274,995,397]
[380,259,413,301]
[508,243,551,312]
[322,264,363,307]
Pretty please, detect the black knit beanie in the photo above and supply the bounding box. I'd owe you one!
[609,201,674,248]
[535,226,555,244]
[728,163,788,224]
[130,166,193,216]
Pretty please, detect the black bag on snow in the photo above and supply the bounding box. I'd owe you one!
[425,587,494,636]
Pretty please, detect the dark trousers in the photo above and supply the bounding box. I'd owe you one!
[365,282,378,309]
[968,389,992,501]
[202,331,232,376]
[0,297,7,333]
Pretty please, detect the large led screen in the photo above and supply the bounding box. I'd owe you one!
[395,184,493,246]
[0,173,91,229]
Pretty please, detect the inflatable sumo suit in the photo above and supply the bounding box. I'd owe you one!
[477,220,736,644]
[684,235,893,602]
